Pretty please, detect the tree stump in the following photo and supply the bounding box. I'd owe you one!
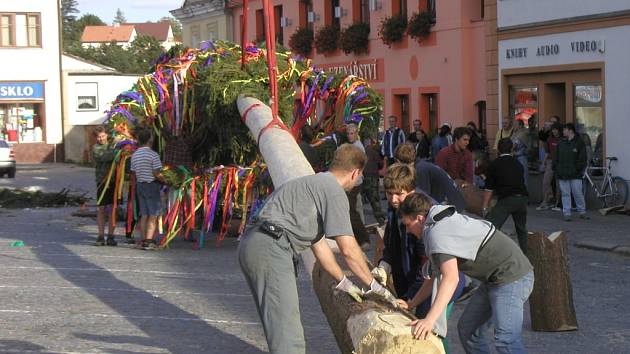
[527,231,578,331]
[312,261,445,354]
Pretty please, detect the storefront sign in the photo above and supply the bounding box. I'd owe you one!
[571,40,605,54]
[0,82,44,100]
[536,44,560,56]
[505,47,528,59]
[323,60,379,81]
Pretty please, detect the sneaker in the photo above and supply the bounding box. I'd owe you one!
[579,213,590,220]
[551,206,562,212]
[536,204,550,211]
[106,238,118,246]
[456,284,479,303]
[142,240,159,251]
[563,215,572,222]
[94,237,106,246]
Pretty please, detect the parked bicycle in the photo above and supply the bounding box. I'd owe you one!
[583,156,629,208]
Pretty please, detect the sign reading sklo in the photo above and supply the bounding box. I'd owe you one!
[0,82,44,100]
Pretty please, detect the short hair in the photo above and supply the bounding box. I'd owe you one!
[564,123,576,133]
[453,127,471,140]
[329,143,367,172]
[346,123,358,133]
[399,192,434,218]
[383,163,415,193]
[394,143,417,164]
[467,121,477,131]
[301,125,315,143]
[497,138,513,154]
[93,125,107,136]
[135,128,153,146]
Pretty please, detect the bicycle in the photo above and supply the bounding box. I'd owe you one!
[583,156,629,208]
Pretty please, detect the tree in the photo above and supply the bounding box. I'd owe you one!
[130,35,165,73]
[61,0,79,40]
[63,13,107,51]
[113,8,127,25]
[160,16,182,39]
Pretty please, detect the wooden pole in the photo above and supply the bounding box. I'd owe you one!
[527,231,578,331]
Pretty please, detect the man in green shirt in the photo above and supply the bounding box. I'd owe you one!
[91,126,117,246]
[397,192,534,354]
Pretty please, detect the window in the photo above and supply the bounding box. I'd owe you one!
[1,14,14,46]
[76,82,98,111]
[0,13,40,47]
[395,0,408,18]
[510,86,538,127]
[299,0,314,30]
[0,103,43,142]
[395,94,410,133]
[427,0,436,24]
[190,25,200,47]
[256,9,265,42]
[206,22,218,41]
[274,5,283,45]
[331,0,341,30]
[354,0,370,24]
[26,14,40,46]
[574,83,603,155]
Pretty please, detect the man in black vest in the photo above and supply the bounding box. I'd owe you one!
[482,138,529,252]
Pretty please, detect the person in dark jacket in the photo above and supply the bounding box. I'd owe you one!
[553,123,588,221]
[407,119,431,160]
[482,138,529,252]
[362,136,386,225]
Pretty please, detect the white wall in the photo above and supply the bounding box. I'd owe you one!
[64,74,139,125]
[0,0,63,144]
[498,0,630,28]
[498,25,630,179]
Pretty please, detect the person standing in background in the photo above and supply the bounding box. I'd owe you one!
[407,119,431,160]
[381,115,406,167]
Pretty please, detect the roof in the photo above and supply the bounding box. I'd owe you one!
[124,22,172,41]
[81,25,135,43]
[62,53,118,73]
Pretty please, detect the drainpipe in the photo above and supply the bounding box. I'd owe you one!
[56,0,65,163]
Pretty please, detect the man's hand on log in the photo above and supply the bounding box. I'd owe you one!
[408,318,435,340]
[370,261,390,286]
[395,299,411,309]
[366,279,398,308]
[335,276,364,303]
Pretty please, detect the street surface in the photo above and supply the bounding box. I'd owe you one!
[0,164,629,353]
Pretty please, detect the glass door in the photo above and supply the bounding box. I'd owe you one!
[574,83,603,163]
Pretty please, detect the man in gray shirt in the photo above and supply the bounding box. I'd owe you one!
[238,144,397,354]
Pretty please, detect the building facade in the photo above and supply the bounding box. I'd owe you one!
[0,0,63,162]
[170,0,234,48]
[496,0,630,180]
[230,0,488,134]
[61,54,139,163]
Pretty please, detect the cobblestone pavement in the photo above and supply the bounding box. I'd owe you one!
[0,164,629,353]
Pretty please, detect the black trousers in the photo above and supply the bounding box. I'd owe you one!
[347,185,370,245]
[487,195,528,252]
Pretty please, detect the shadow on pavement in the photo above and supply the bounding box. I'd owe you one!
[32,244,265,354]
[0,340,46,352]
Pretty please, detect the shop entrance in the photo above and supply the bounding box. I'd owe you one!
[543,83,566,123]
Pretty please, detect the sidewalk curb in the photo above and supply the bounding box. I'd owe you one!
[574,241,630,256]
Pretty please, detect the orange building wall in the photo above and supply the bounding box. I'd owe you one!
[231,0,487,133]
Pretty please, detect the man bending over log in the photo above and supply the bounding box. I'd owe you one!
[238,144,398,354]
[397,192,534,354]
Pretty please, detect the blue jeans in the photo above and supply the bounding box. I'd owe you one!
[457,271,534,354]
[559,179,586,216]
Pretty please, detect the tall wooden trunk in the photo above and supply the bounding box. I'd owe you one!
[527,231,578,331]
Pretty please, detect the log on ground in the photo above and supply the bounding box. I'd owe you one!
[527,231,578,332]
[312,261,445,354]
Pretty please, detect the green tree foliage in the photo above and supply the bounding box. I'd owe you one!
[63,13,107,48]
[113,8,126,25]
[160,16,182,39]
[61,0,79,39]
[129,35,165,72]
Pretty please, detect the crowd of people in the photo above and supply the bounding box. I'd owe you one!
[90,112,593,353]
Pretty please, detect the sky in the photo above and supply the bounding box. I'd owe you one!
[77,0,183,24]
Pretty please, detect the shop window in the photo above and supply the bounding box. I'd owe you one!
[0,103,43,143]
[0,13,40,47]
[510,85,539,165]
[76,82,98,111]
[574,83,603,161]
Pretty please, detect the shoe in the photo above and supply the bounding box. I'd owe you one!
[551,207,562,212]
[125,236,136,244]
[142,240,159,251]
[579,214,590,220]
[536,204,550,211]
[106,237,118,246]
[94,237,105,246]
[456,284,479,303]
[563,215,572,222]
